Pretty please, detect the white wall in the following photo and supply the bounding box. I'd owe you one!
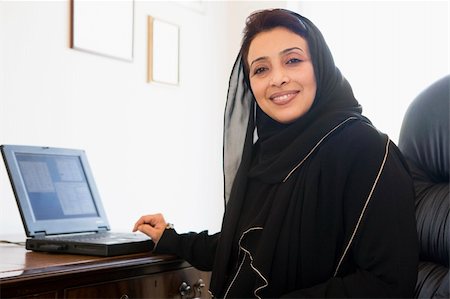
[0,0,233,236]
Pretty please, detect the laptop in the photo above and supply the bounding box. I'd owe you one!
[1,144,153,256]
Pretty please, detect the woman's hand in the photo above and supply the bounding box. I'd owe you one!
[133,213,167,244]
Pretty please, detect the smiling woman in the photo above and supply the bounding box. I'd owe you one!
[247,28,317,124]
[134,8,419,298]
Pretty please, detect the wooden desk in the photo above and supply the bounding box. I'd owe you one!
[0,243,210,298]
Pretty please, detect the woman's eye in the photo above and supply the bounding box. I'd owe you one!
[287,58,302,64]
[253,67,267,75]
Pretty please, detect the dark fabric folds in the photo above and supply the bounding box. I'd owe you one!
[223,55,255,204]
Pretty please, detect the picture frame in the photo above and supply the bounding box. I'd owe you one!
[147,16,180,85]
[69,0,134,61]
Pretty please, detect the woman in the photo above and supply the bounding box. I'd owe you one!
[134,9,418,298]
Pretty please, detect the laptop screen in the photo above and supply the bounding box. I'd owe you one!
[1,145,110,236]
[16,153,99,220]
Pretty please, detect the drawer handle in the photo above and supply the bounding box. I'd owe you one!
[179,281,191,297]
[120,295,129,299]
[194,278,206,297]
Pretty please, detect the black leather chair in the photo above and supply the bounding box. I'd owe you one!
[398,75,449,298]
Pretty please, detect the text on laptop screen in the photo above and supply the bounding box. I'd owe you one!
[16,153,99,220]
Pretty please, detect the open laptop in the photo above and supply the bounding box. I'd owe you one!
[1,144,153,256]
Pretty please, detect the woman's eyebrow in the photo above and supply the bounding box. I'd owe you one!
[250,56,268,69]
[281,47,305,55]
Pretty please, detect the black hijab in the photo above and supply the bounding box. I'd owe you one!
[212,9,365,296]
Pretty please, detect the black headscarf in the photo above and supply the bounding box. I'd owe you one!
[213,9,366,296]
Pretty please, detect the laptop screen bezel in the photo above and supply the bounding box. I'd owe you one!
[1,144,111,237]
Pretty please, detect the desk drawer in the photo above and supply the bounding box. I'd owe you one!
[64,267,210,299]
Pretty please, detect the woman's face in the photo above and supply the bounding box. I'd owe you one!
[247,27,317,124]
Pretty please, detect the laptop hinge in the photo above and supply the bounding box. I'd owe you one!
[34,231,46,238]
[97,226,108,232]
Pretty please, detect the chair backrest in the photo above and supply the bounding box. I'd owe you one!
[398,75,449,298]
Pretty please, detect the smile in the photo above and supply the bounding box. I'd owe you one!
[270,91,299,105]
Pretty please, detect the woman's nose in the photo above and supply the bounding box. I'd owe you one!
[270,67,289,86]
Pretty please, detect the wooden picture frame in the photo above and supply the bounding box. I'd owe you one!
[147,16,180,85]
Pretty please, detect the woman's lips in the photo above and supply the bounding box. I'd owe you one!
[270,91,299,105]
